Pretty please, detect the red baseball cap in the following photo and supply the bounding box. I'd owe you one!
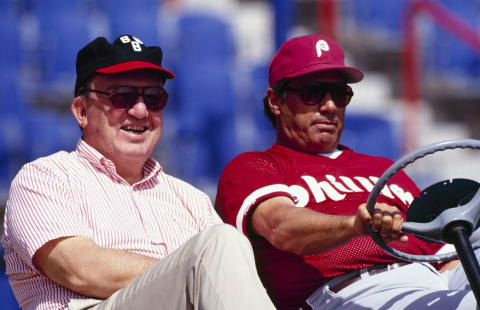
[268,34,364,86]
[75,34,175,96]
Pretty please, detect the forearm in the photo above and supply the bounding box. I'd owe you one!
[34,237,158,298]
[73,247,158,297]
[252,197,407,256]
[252,196,357,255]
[271,208,356,255]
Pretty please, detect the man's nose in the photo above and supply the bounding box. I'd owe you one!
[319,93,337,112]
[128,96,149,118]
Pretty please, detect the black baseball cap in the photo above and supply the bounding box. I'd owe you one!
[74,34,175,96]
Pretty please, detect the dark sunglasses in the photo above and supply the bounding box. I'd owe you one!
[282,83,354,107]
[85,86,168,111]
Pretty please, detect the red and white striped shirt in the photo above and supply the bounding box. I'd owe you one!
[1,140,222,310]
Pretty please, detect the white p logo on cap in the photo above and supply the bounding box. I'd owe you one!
[316,40,330,57]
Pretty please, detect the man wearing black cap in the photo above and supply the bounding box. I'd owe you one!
[2,35,275,310]
[216,34,476,309]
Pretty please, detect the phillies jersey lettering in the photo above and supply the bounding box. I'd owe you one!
[215,144,442,310]
[278,174,412,207]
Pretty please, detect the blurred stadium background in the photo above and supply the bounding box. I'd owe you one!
[1,0,480,308]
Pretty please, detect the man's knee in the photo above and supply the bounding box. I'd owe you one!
[203,224,249,244]
[197,224,253,257]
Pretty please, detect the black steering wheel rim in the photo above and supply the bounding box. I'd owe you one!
[366,139,480,262]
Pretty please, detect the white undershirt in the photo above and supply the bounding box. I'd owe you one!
[318,149,343,159]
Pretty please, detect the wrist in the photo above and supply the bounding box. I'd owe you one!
[350,214,365,238]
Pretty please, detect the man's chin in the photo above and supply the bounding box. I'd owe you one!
[116,144,153,160]
[308,141,339,154]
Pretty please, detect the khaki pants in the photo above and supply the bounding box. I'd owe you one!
[68,224,275,310]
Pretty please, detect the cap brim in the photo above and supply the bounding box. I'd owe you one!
[96,60,175,79]
[283,64,364,84]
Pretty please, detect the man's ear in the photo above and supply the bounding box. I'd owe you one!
[267,88,282,116]
[71,96,88,129]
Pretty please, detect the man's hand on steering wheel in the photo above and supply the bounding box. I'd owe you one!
[355,203,409,243]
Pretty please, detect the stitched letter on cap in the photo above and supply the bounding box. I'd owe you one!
[316,40,330,57]
[119,35,144,52]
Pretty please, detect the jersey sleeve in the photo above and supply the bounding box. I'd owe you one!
[3,160,92,269]
[215,152,295,236]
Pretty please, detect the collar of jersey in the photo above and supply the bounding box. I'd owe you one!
[318,149,343,159]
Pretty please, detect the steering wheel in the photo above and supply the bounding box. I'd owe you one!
[366,139,480,263]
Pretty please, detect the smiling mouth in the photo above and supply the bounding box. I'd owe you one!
[122,125,148,133]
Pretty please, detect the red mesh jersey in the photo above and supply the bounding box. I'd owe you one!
[215,144,443,310]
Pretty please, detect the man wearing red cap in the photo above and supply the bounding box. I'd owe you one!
[2,35,275,310]
[216,34,476,309]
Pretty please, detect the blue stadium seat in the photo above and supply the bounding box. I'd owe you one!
[173,61,236,183]
[0,7,22,79]
[170,13,237,184]
[0,71,26,115]
[98,0,161,45]
[177,13,234,63]
[249,64,273,130]
[21,110,79,163]
[0,115,27,192]
[342,0,408,41]
[343,0,480,88]
[341,112,400,160]
[32,1,91,87]
[422,0,480,82]
[240,64,275,150]
[0,129,11,191]
[0,77,28,189]
[269,0,296,49]
[0,264,21,309]
[371,0,407,37]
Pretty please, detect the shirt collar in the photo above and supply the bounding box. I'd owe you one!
[318,149,343,159]
[75,139,163,184]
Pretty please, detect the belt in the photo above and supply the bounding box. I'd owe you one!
[330,262,410,293]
